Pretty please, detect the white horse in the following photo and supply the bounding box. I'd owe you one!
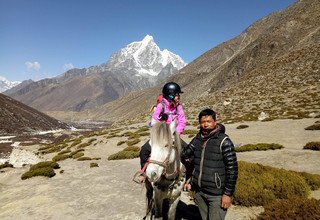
[144,121,186,220]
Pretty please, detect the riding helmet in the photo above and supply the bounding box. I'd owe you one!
[162,82,183,100]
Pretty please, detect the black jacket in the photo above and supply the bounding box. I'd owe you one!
[183,124,238,196]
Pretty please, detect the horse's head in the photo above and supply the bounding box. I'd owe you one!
[146,121,181,182]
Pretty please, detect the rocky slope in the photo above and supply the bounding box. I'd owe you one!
[0,93,68,135]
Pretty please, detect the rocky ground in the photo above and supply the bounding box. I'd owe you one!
[0,118,319,220]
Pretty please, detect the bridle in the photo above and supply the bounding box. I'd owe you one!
[148,143,181,180]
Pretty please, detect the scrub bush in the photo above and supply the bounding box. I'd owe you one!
[71,138,82,147]
[76,143,90,149]
[236,143,284,152]
[108,150,139,160]
[72,152,85,159]
[257,198,320,220]
[58,149,71,155]
[127,139,140,146]
[293,171,320,190]
[0,162,13,169]
[69,149,85,157]
[123,146,140,152]
[21,167,56,180]
[90,162,99,168]
[234,161,310,207]
[303,142,320,151]
[77,157,92,161]
[52,154,70,162]
[183,129,198,135]
[21,161,60,180]
[29,161,60,170]
[305,124,320,130]
[117,141,126,146]
[236,124,249,129]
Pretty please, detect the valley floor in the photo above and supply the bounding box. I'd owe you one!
[0,118,319,219]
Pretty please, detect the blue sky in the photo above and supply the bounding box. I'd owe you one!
[0,0,296,82]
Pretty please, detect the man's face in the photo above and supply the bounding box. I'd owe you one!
[200,115,217,131]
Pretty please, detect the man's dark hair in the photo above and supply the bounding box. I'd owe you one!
[198,108,216,122]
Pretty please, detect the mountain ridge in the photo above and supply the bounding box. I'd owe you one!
[0,76,20,93]
[5,35,186,112]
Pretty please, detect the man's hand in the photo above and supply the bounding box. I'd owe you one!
[183,183,191,191]
[183,178,192,191]
[221,194,231,209]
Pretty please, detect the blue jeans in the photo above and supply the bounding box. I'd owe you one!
[195,191,227,220]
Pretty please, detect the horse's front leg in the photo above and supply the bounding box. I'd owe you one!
[154,188,164,219]
[145,179,154,219]
[167,197,180,220]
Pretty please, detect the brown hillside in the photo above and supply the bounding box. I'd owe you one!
[0,93,68,135]
[47,0,320,124]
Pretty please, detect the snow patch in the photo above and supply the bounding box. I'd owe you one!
[8,148,42,167]
[32,129,64,135]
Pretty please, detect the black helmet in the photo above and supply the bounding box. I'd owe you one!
[162,82,183,100]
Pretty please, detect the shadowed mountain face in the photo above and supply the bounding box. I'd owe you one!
[0,93,68,135]
[55,0,319,124]
[5,36,186,112]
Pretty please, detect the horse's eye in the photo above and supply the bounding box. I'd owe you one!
[165,144,169,148]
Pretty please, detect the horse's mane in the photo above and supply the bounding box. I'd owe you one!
[150,122,173,148]
[150,122,181,155]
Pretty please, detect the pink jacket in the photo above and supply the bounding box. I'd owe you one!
[151,98,186,135]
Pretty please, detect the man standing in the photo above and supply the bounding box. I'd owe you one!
[183,108,238,220]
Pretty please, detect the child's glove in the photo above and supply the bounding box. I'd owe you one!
[159,113,168,121]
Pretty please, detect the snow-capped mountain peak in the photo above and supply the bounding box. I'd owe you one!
[141,34,154,45]
[106,35,186,76]
[0,76,21,92]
